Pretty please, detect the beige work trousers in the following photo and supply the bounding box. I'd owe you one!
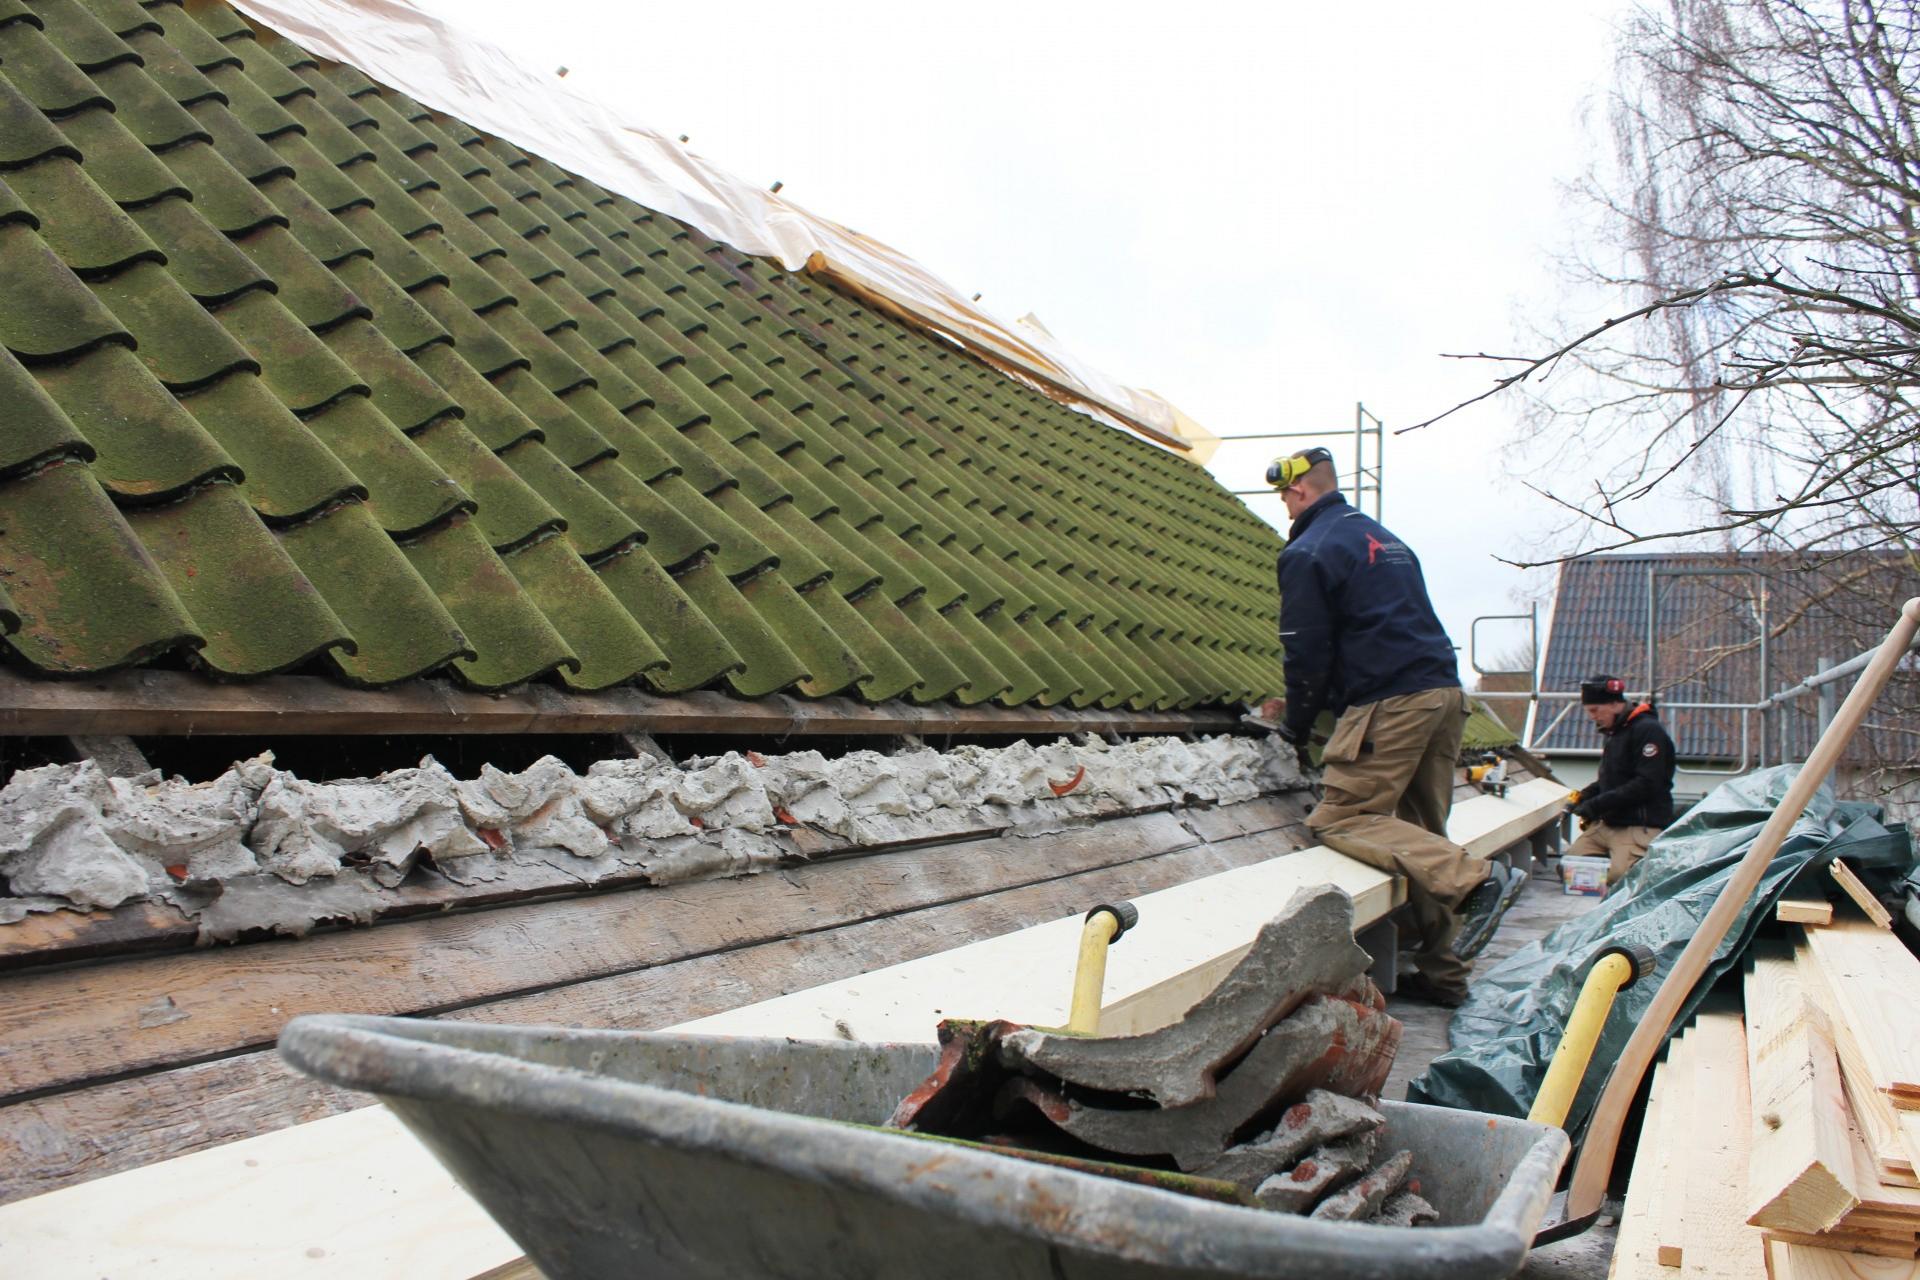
[1306,686,1477,997]
[1566,822,1660,883]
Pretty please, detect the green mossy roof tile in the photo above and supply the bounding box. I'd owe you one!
[497,438,639,561]
[0,20,112,117]
[276,497,469,685]
[409,421,558,552]
[0,0,1289,707]
[5,152,163,275]
[0,457,196,671]
[124,478,350,674]
[0,341,93,475]
[398,516,576,690]
[590,545,740,692]
[173,370,363,521]
[319,318,461,433]
[33,342,239,499]
[300,392,470,536]
[0,220,132,359]
[575,458,714,572]
[499,532,664,690]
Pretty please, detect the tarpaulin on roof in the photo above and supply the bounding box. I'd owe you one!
[1408,765,1915,1134]
[222,0,1200,455]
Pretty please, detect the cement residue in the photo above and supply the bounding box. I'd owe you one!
[0,734,1309,940]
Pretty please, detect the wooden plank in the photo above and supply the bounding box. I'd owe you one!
[1681,1009,1770,1280]
[1090,784,1563,1036]
[1764,1232,1917,1260]
[1745,947,1863,1233]
[0,1105,524,1280]
[1831,863,1895,930]
[1659,1031,1694,1268]
[1781,896,1837,926]
[1802,922,1920,1107]
[0,810,1207,1101]
[1612,1052,1678,1279]
[1769,1239,1920,1279]
[0,825,1300,1203]
[1802,943,1920,1187]
[0,666,1235,738]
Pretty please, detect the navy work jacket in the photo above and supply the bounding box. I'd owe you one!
[1276,492,1459,741]
[1577,703,1677,829]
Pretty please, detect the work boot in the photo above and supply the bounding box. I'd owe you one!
[1395,972,1467,1009]
[1451,859,1528,959]
[1450,866,1519,960]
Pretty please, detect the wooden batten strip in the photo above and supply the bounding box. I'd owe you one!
[1779,896,1837,927]
[0,667,1237,738]
[1745,947,1865,1234]
[1829,862,1895,931]
[1658,1030,1693,1268]
[1612,1053,1676,1279]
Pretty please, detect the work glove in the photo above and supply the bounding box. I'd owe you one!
[1273,719,1317,774]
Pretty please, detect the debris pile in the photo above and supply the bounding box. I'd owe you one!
[886,886,1438,1226]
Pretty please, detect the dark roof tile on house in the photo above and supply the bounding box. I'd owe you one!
[1535,551,1919,764]
[0,0,1286,708]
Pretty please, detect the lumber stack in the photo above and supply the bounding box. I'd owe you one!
[1615,917,1920,1279]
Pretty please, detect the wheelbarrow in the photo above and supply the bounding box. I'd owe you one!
[279,1014,1568,1280]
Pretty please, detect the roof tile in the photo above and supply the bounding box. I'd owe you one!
[33,342,240,499]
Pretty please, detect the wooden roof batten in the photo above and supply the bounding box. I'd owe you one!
[0,667,1240,738]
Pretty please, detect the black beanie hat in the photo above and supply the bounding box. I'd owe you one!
[1580,674,1627,705]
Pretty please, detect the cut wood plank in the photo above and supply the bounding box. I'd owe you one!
[1831,863,1895,930]
[1745,947,1864,1233]
[1802,944,1920,1188]
[0,822,1313,1204]
[0,666,1236,738]
[1780,896,1837,926]
[1660,1030,1694,1269]
[1764,1232,1918,1260]
[1768,1239,1920,1280]
[1802,922,1920,1109]
[0,810,1208,1100]
[1681,1009,1769,1280]
[1612,1052,1677,1279]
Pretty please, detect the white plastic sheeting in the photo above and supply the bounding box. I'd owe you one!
[224,0,1202,453]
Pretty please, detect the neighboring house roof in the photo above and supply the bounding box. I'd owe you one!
[0,0,1285,712]
[1534,551,1920,764]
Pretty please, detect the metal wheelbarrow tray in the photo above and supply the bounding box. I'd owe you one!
[279,1015,1568,1280]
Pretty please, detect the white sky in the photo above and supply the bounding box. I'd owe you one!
[419,0,1635,675]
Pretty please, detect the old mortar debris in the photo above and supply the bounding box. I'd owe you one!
[886,889,1437,1227]
[0,733,1309,939]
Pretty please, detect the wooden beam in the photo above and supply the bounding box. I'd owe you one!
[1745,946,1862,1234]
[1831,862,1895,930]
[1768,1238,1920,1279]
[0,667,1237,738]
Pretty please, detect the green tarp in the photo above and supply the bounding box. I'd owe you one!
[1408,765,1914,1136]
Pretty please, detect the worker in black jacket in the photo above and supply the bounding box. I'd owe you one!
[1566,674,1677,884]
[1270,448,1511,1007]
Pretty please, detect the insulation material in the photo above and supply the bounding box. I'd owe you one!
[0,734,1309,939]
[221,0,1201,454]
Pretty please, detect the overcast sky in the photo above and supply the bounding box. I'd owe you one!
[419,0,1634,675]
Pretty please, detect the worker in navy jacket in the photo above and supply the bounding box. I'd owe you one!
[1566,674,1677,884]
[1270,449,1507,1007]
